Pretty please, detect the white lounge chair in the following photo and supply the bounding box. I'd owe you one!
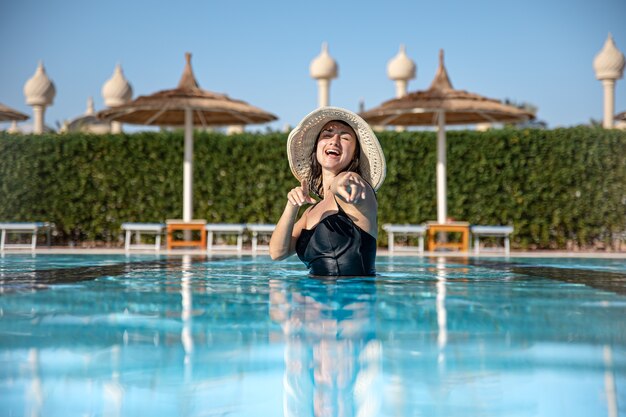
[470,225,514,255]
[382,224,427,254]
[246,224,275,253]
[121,223,165,251]
[0,222,52,251]
[205,223,246,252]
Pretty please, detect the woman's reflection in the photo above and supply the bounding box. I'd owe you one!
[269,277,382,417]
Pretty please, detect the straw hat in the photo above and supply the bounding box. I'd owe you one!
[287,106,386,191]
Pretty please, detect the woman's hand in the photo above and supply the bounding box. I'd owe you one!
[270,180,316,260]
[333,172,367,204]
[287,180,316,207]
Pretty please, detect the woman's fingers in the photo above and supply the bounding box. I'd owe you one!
[295,188,307,205]
[337,185,351,202]
[349,181,359,202]
[354,177,366,200]
[288,185,315,206]
[287,190,299,206]
[301,180,316,204]
[338,174,366,204]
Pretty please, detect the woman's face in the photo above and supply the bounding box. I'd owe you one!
[315,120,358,174]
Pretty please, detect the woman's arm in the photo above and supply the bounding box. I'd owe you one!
[269,181,316,260]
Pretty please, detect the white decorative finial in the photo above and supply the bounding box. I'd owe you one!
[593,34,625,129]
[102,64,133,107]
[24,61,56,106]
[309,42,339,107]
[310,42,338,80]
[593,33,625,80]
[102,64,133,133]
[24,61,56,134]
[387,44,416,81]
[86,97,95,115]
[387,44,416,100]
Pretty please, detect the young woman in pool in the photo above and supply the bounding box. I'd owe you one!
[269,107,386,276]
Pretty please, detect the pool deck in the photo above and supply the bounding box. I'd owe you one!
[1,247,625,258]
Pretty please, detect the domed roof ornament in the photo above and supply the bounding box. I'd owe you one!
[24,61,56,134]
[387,44,416,81]
[593,33,625,81]
[24,61,56,106]
[310,42,338,80]
[86,97,95,116]
[63,97,110,134]
[387,44,417,102]
[309,42,339,107]
[593,34,625,129]
[102,64,133,107]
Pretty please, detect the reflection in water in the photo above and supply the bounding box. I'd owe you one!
[270,278,382,417]
[435,257,447,368]
[181,255,194,382]
[27,348,43,417]
[604,346,618,417]
[103,345,123,417]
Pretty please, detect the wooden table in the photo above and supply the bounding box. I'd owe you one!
[166,220,206,250]
[426,222,470,252]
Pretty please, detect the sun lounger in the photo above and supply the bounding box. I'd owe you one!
[121,223,165,251]
[205,223,246,252]
[470,225,514,255]
[0,222,52,251]
[382,224,427,254]
[246,224,275,253]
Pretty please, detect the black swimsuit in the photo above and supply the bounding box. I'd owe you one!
[295,200,377,276]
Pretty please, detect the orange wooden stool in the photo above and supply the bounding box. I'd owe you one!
[426,222,470,252]
[166,220,207,250]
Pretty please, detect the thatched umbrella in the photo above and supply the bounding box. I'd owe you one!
[361,50,534,223]
[0,102,29,122]
[99,53,277,221]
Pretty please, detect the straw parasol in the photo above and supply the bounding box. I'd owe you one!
[99,53,277,221]
[0,102,29,122]
[360,50,534,223]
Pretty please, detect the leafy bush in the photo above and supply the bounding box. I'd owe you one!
[0,127,624,249]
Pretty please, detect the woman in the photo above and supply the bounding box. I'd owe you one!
[269,107,386,276]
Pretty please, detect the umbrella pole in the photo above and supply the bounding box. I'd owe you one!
[436,110,447,224]
[183,108,193,223]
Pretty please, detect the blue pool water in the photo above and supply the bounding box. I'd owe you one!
[1,254,625,417]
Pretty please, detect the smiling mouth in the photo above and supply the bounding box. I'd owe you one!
[325,149,341,156]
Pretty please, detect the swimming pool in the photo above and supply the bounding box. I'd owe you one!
[1,254,624,417]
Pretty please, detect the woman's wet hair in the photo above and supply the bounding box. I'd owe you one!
[307,120,361,198]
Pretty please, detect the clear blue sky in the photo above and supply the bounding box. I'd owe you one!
[1,0,625,131]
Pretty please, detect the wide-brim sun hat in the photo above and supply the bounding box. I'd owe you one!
[287,106,386,191]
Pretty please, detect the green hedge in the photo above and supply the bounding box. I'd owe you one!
[0,127,624,249]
